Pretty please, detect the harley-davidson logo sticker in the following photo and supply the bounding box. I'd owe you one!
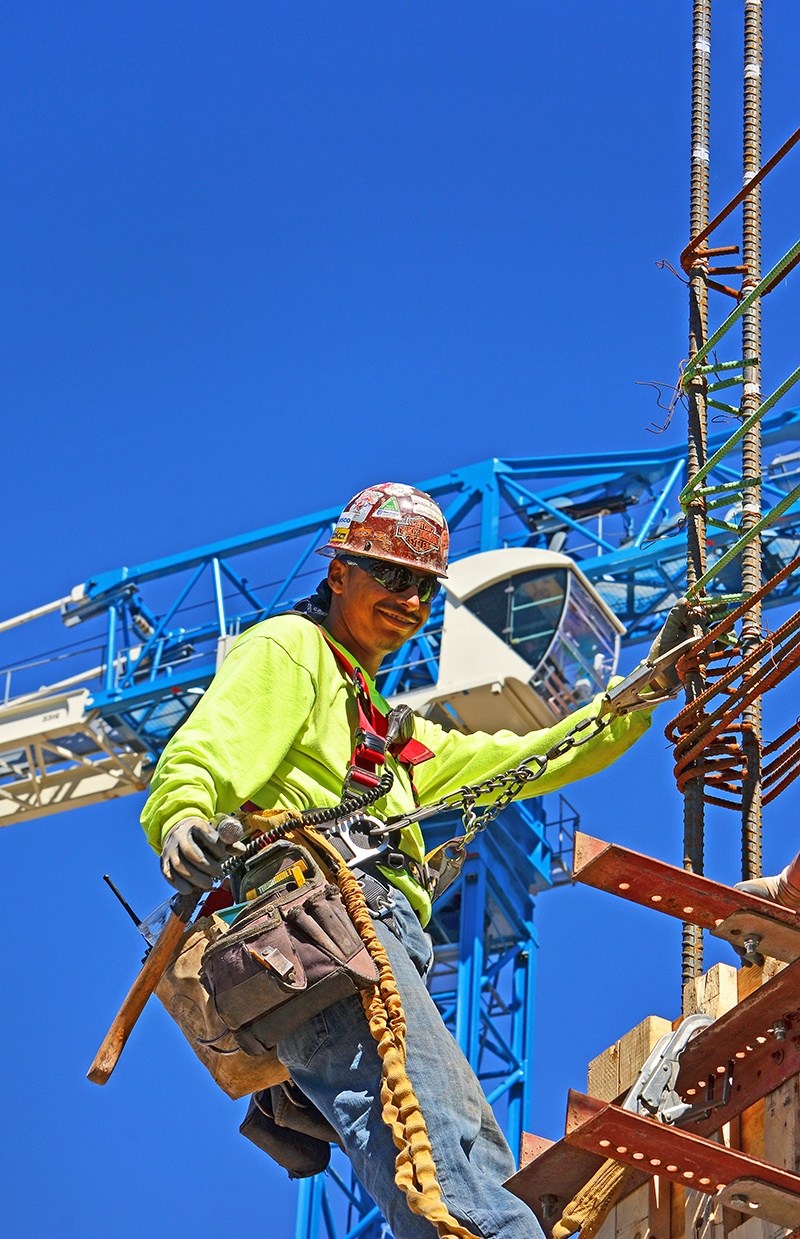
[396,516,440,556]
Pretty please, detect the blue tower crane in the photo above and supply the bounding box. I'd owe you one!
[2,406,800,1238]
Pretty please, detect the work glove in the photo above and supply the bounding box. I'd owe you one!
[160,816,229,893]
[647,598,704,689]
[735,867,800,913]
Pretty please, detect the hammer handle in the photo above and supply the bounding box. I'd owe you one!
[87,892,199,1085]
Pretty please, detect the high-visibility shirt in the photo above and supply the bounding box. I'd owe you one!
[140,613,651,925]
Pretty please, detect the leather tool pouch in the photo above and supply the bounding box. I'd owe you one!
[154,912,289,1099]
[239,1081,340,1179]
[201,841,379,1054]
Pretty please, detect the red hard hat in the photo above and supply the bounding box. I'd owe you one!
[318,483,449,577]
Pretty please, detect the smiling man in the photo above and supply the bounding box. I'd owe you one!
[141,483,655,1239]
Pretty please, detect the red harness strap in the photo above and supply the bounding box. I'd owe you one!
[316,628,434,797]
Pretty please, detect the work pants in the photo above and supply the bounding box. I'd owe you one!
[277,889,542,1239]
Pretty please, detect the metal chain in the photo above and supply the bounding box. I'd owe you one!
[222,712,615,881]
[427,712,616,843]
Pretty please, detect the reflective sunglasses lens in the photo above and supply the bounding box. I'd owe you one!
[360,557,440,602]
[418,578,440,603]
[372,564,410,592]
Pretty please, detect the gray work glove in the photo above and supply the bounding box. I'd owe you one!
[735,868,800,912]
[647,598,704,689]
[160,816,228,893]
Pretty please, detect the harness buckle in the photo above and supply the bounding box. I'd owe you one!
[342,765,384,795]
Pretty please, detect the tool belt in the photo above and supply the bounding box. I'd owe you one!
[154,912,289,1099]
[239,1080,341,1179]
[201,840,379,1054]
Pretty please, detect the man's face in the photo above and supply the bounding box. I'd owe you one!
[327,558,433,661]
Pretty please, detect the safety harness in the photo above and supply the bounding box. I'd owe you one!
[314,626,434,797]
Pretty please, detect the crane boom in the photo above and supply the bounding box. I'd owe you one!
[2,414,800,826]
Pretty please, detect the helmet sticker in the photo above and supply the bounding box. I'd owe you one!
[375,497,401,517]
[329,518,351,545]
[396,515,441,556]
[411,495,444,523]
[343,489,383,519]
[355,528,396,555]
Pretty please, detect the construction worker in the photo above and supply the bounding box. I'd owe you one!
[141,482,685,1239]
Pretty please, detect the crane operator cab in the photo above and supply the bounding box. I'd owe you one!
[394,547,625,734]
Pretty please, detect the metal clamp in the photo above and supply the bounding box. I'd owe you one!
[601,636,706,716]
[622,1012,729,1126]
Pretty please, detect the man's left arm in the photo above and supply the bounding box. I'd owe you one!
[411,693,651,806]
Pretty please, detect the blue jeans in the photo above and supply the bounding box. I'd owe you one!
[277,890,542,1239]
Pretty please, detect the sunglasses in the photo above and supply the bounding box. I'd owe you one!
[337,555,442,604]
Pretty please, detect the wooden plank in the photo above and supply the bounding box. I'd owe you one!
[620,1017,674,1098]
[589,1039,622,1104]
[764,1075,800,1176]
[684,964,739,1020]
[741,1102,766,1163]
[649,1174,672,1239]
[589,1016,673,1103]
[615,1182,651,1239]
[726,1219,764,1239]
[764,1076,800,1239]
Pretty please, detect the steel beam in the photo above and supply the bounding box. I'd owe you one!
[564,1090,800,1228]
[572,830,800,963]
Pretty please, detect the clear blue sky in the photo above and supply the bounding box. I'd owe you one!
[2,3,800,1237]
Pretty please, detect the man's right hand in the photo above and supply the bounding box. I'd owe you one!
[160,816,228,893]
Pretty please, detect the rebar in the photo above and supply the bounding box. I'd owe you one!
[683,0,712,987]
[739,0,763,881]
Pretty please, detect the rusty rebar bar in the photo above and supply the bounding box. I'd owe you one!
[739,0,763,881]
[683,0,712,987]
[679,121,800,274]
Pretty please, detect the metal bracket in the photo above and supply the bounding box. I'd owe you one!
[717,1177,800,1230]
[714,908,800,965]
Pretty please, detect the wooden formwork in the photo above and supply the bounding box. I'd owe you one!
[508,959,800,1239]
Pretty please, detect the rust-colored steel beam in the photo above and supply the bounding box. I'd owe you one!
[675,954,800,1130]
[572,831,800,963]
[564,1090,800,1226]
[503,1136,627,1233]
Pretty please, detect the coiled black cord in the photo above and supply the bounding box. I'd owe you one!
[301,769,394,825]
[219,769,394,878]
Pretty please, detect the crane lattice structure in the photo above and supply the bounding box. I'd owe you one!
[3,407,800,1237]
[3,408,800,828]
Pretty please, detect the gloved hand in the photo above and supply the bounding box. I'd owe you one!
[160,816,228,893]
[735,867,800,912]
[648,598,696,662]
[647,598,704,689]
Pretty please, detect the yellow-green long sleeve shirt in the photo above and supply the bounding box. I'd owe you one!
[141,613,651,923]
